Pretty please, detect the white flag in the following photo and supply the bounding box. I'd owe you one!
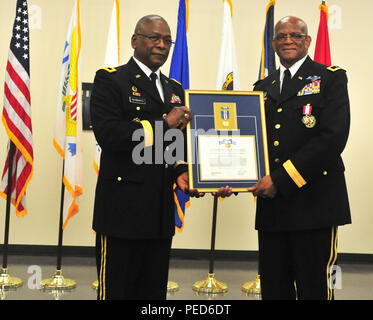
[93,0,120,174]
[104,0,120,67]
[215,0,241,90]
[53,0,83,229]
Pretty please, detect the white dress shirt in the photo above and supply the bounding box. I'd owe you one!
[279,54,308,92]
[133,56,164,102]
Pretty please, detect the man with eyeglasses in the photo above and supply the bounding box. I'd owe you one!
[248,16,351,300]
[90,15,231,300]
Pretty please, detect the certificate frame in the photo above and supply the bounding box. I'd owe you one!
[186,90,269,192]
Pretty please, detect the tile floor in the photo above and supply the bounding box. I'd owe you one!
[0,254,372,301]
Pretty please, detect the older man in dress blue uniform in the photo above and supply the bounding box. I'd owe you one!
[248,16,351,300]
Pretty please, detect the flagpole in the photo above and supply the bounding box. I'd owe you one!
[0,141,23,289]
[56,164,65,271]
[41,161,76,291]
[2,142,14,270]
[208,195,218,274]
[192,195,228,294]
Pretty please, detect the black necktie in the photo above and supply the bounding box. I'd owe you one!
[281,69,291,98]
[150,72,158,89]
[150,72,161,99]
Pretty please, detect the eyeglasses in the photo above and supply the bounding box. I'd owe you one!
[135,33,174,46]
[274,33,307,42]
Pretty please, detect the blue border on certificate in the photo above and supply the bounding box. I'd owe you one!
[186,90,269,192]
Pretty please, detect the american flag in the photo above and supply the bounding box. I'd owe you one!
[0,0,33,217]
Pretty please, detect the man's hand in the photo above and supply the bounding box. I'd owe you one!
[212,186,233,198]
[247,175,277,199]
[165,106,193,130]
[176,174,233,198]
[176,172,205,198]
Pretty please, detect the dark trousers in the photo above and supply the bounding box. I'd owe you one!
[258,226,338,300]
[95,233,172,300]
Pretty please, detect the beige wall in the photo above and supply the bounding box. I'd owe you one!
[0,0,371,254]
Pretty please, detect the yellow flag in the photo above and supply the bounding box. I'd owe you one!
[53,0,82,229]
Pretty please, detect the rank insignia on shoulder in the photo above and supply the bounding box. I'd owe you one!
[170,93,182,104]
[99,67,117,73]
[327,66,343,72]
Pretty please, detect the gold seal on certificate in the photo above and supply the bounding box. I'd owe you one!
[213,102,238,131]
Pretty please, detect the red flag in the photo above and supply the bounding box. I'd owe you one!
[0,0,33,217]
[314,3,331,66]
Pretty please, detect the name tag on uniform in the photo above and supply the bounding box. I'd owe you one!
[129,96,146,104]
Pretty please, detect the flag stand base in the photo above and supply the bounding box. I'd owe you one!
[92,280,98,290]
[0,268,23,289]
[241,274,261,295]
[192,273,228,294]
[167,281,179,292]
[41,269,76,290]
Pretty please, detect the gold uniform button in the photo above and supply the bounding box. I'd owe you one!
[162,113,167,118]
[274,141,280,147]
[117,177,122,181]
[277,107,283,112]
[136,106,141,111]
[274,158,280,163]
[165,164,169,168]
[275,124,281,129]
[323,171,328,175]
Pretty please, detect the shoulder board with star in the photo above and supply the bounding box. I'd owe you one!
[326,65,345,72]
[98,67,117,73]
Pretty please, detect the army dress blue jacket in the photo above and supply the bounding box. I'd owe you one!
[90,57,187,239]
[253,56,351,232]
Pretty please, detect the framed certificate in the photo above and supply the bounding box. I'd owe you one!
[186,90,269,192]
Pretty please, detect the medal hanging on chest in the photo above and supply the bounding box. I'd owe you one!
[301,104,316,128]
